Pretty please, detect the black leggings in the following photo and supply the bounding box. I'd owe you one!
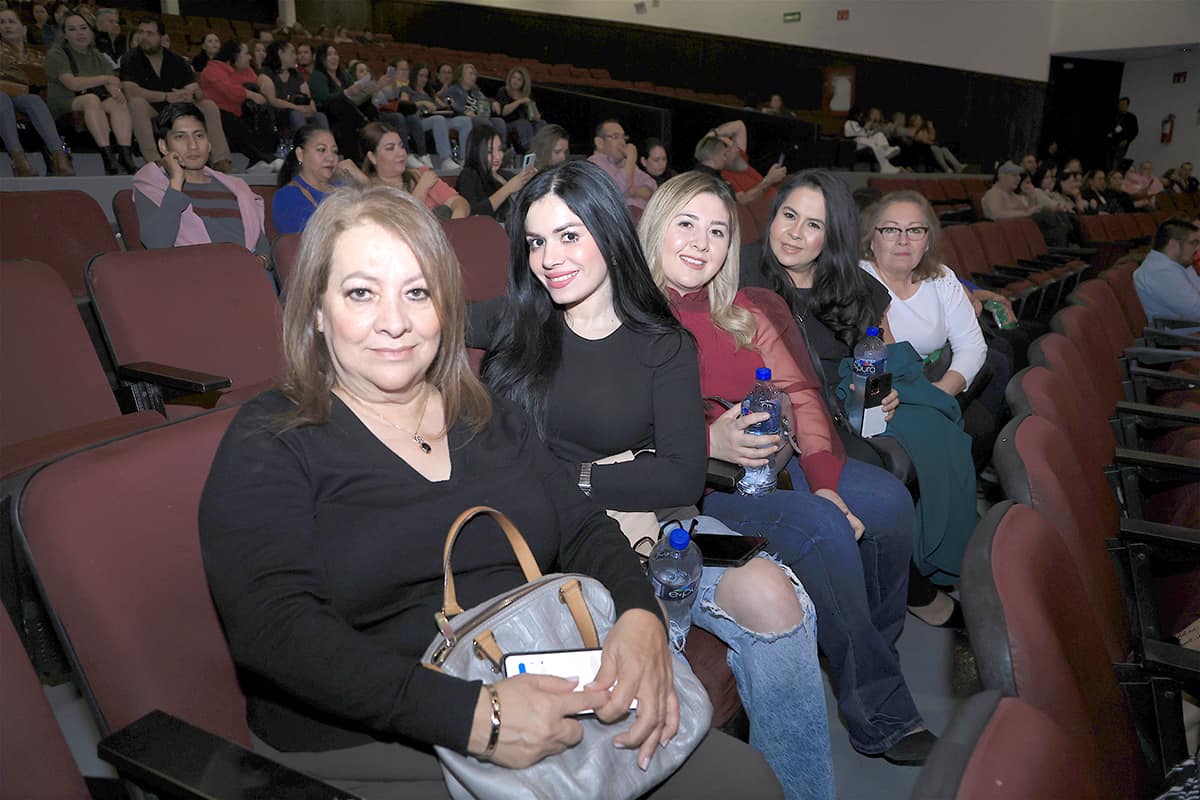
[218,109,276,165]
[321,96,376,163]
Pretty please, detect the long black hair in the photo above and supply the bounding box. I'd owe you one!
[481,159,685,436]
[277,124,329,186]
[462,125,502,192]
[758,169,877,350]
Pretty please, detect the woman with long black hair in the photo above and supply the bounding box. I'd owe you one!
[306,42,376,162]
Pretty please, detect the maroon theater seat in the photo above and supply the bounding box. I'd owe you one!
[271,231,302,295]
[440,215,510,303]
[1103,261,1150,338]
[0,260,163,478]
[910,690,1108,800]
[0,610,90,800]
[112,188,145,251]
[86,243,284,413]
[0,190,120,297]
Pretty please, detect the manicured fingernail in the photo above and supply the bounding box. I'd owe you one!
[639,755,650,771]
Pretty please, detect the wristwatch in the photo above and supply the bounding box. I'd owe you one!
[577,462,593,497]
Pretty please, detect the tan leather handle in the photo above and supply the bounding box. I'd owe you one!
[442,506,542,617]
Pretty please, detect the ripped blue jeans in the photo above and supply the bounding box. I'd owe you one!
[680,516,835,800]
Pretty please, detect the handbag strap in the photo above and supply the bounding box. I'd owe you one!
[442,506,542,616]
[559,578,599,648]
[288,179,318,209]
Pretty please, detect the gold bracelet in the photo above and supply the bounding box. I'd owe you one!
[481,684,501,761]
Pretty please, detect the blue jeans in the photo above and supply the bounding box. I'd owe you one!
[681,516,835,800]
[0,91,64,154]
[700,458,921,755]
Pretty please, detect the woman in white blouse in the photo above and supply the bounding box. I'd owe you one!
[858,192,987,398]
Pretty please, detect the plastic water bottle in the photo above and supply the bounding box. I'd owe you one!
[647,525,703,651]
[737,367,782,496]
[847,327,888,433]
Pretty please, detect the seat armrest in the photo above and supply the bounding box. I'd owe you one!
[1118,517,1200,549]
[99,710,361,800]
[993,263,1041,276]
[117,362,233,395]
[1115,401,1200,426]
[970,272,1015,288]
[1127,363,1200,390]
[706,458,744,492]
[1142,327,1200,348]
[1153,316,1200,329]
[1047,245,1096,257]
[1114,446,1200,476]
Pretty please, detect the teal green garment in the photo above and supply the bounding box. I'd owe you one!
[836,342,977,585]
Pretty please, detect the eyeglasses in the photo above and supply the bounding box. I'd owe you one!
[874,225,929,242]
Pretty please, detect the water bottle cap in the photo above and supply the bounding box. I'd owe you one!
[668,527,690,550]
[865,326,881,338]
[755,367,772,381]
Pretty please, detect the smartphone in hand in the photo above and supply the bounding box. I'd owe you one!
[502,649,637,713]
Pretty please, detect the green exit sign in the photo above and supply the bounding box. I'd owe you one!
[783,11,802,23]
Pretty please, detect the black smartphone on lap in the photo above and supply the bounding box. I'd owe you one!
[691,533,769,567]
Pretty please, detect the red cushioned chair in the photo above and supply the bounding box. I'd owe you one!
[941,225,1039,316]
[970,222,1069,316]
[0,609,90,800]
[11,408,356,799]
[1103,261,1150,338]
[909,690,1109,800]
[1068,279,1200,373]
[271,231,302,296]
[0,190,120,297]
[961,501,1188,797]
[111,188,144,251]
[86,243,284,416]
[250,184,279,241]
[440,215,509,303]
[0,260,164,480]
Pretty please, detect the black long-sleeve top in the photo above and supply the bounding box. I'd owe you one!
[198,390,659,754]
[454,164,508,221]
[468,300,707,512]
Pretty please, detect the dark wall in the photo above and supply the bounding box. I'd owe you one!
[374,0,1047,168]
[1042,56,1126,169]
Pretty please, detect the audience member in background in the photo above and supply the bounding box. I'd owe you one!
[272,125,364,234]
[456,124,534,223]
[740,170,974,623]
[531,122,569,170]
[1018,152,1038,175]
[1177,161,1198,193]
[191,32,219,73]
[1105,95,1138,170]
[981,162,1035,220]
[332,25,353,43]
[1058,169,1094,214]
[121,17,233,173]
[45,11,137,174]
[1122,159,1163,209]
[257,40,327,137]
[358,120,466,218]
[250,39,267,72]
[443,62,507,144]
[639,137,676,187]
[913,118,965,173]
[294,41,313,80]
[710,119,787,205]
[1060,157,1082,176]
[27,3,56,45]
[495,65,544,153]
[1105,169,1135,212]
[1024,164,1075,246]
[199,39,280,171]
[93,8,126,63]
[589,118,656,211]
[844,106,900,174]
[307,43,376,163]
[693,133,729,178]
[1161,167,1189,194]
[405,61,470,173]
[133,103,268,261]
[760,93,795,118]
[0,8,74,175]
[368,59,433,169]
[1079,168,1116,214]
[645,170,930,767]
[256,29,273,45]
[886,111,912,143]
[1133,218,1200,322]
[200,183,780,799]
[431,61,453,100]
[859,191,990,431]
[475,161,835,800]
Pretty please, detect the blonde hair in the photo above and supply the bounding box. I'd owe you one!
[278,184,491,431]
[638,171,755,349]
[504,65,531,99]
[860,190,944,283]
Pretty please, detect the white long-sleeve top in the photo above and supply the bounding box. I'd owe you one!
[860,260,987,390]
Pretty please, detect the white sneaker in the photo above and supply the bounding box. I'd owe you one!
[884,146,901,159]
[269,157,284,173]
[439,157,462,175]
[248,160,274,173]
[417,154,435,168]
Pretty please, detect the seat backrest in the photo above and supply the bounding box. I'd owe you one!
[1049,304,1125,410]
[0,260,123,446]
[439,215,510,302]
[0,609,90,799]
[992,410,1128,663]
[271,231,302,295]
[971,221,1016,267]
[943,224,992,277]
[995,219,1035,260]
[941,177,968,202]
[1102,261,1148,337]
[1009,216,1050,257]
[910,689,1112,800]
[1005,363,1115,474]
[14,407,251,743]
[112,188,144,251]
[1067,279,1135,356]
[961,501,1148,800]
[250,185,279,240]
[0,190,120,296]
[1099,214,1126,242]
[86,244,284,390]
[1132,213,1158,239]
[940,231,970,281]
[1078,215,1111,245]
